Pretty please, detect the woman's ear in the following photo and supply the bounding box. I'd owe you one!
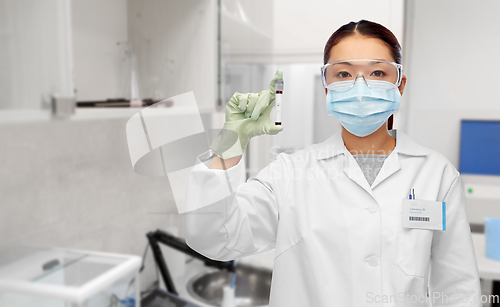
[398,75,407,96]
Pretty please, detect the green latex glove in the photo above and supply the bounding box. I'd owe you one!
[211,70,284,159]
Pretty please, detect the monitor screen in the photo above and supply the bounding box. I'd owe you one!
[459,120,500,175]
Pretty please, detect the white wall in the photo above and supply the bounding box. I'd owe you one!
[401,0,500,169]
[220,0,273,63]
[273,0,404,63]
[0,117,185,293]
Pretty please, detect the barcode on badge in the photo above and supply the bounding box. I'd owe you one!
[409,216,430,222]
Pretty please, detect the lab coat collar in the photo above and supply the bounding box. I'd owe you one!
[315,128,428,160]
[315,129,428,196]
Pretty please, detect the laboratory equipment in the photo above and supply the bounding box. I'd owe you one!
[459,120,500,176]
[186,265,272,307]
[141,288,202,307]
[0,246,141,307]
[146,229,235,295]
[485,218,500,261]
[146,229,272,307]
[471,233,500,306]
[221,285,236,307]
[274,79,284,125]
[459,120,500,226]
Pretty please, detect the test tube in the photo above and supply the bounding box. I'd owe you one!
[275,79,284,125]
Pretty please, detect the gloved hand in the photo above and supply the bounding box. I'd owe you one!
[211,70,284,159]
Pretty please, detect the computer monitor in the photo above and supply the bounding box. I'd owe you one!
[459,120,500,227]
[459,120,500,175]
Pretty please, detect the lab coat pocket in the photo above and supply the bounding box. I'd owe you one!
[396,225,433,278]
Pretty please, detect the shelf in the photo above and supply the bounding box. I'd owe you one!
[0,107,220,124]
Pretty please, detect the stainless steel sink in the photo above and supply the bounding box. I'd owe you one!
[186,263,272,307]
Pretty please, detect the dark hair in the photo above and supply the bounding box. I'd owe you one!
[324,20,402,130]
[323,19,402,65]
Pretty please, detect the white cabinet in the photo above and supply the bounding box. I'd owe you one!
[1,0,276,114]
[0,0,75,110]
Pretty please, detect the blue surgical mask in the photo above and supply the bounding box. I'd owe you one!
[326,79,401,137]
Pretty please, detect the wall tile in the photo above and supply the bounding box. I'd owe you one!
[0,117,183,291]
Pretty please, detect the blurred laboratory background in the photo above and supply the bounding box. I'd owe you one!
[1,0,500,306]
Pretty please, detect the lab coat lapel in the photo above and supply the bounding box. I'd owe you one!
[370,129,428,189]
[323,131,375,198]
[342,152,375,198]
[370,129,401,189]
[334,129,401,197]
[370,151,401,189]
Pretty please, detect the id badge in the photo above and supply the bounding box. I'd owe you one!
[402,199,446,230]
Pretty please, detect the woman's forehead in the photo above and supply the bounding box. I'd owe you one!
[327,36,394,63]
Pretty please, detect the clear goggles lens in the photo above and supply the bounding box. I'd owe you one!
[322,59,402,90]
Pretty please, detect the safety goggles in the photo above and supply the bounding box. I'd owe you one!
[321,59,403,91]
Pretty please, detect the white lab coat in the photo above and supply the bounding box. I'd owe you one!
[183,129,481,307]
